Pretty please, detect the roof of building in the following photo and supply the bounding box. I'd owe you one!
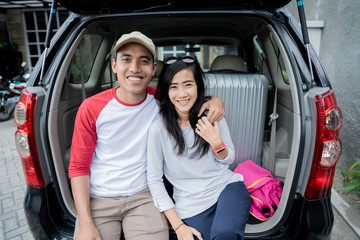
[0,0,52,9]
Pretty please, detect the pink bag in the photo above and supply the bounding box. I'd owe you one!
[234,160,282,224]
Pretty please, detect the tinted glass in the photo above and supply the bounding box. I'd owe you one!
[67,34,103,84]
[24,12,35,30]
[36,12,46,30]
[156,44,237,71]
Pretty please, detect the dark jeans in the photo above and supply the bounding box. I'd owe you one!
[183,181,251,240]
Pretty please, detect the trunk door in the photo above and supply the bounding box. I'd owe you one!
[58,0,291,14]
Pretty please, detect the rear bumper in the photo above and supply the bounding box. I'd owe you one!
[24,185,333,240]
[24,184,74,240]
[298,195,334,240]
[243,194,333,240]
[272,194,333,240]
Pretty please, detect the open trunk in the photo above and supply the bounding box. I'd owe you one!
[45,10,306,236]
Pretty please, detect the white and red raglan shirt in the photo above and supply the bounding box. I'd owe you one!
[68,86,160,197]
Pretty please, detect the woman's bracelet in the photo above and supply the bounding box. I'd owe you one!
[174,222,184,232]
[212,142,226,153]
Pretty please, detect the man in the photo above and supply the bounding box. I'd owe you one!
[69,31,224,240]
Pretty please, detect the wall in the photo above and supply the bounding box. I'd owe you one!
[6,9,26,64]
[286,1,360,171]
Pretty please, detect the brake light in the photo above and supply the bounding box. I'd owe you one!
[305,90,342,200]
[14,89,45,188]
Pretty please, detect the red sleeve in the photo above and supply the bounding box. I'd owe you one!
[147,86,159,100]
[68,91,111,178]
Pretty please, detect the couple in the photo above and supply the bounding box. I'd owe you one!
[69,31,250,240]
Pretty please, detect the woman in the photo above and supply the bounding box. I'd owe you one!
[147,56,250,240]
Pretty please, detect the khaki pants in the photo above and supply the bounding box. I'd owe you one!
[74,188,168,240]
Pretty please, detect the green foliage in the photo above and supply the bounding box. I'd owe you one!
[10,40,19,51]
[0,41,7,49]
[0,40,18,50]
[339,158,360,194]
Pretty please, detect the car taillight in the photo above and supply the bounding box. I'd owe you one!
[14,89,45,188]
[305,90,342,200]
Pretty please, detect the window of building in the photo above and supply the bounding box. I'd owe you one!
[22,10,69,71]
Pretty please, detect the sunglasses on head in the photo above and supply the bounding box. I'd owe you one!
[164,56,196,65]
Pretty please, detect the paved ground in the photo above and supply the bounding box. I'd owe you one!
[332,190,360,240]
[0,119,34,239]
[0,117,359,240]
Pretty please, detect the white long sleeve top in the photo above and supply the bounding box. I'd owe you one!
[147,117,244,219]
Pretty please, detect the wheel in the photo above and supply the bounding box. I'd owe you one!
[0,105,12,122]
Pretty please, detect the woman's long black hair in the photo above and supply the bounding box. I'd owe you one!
[156,58,210,157]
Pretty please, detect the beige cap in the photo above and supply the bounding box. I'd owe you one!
[114,31,155,57]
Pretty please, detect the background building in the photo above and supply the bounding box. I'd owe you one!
[0,1,68,80]
[1,0,359,171]
[287,1,360,172]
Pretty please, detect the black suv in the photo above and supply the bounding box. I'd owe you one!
[13,0,343,239]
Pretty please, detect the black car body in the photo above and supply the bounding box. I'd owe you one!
[14,0,343,239]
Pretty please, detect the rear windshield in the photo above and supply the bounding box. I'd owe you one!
[156,44,237,71]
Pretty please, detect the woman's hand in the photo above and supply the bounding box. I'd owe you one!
[195,117,222,149]
[196,117,228,160]
[176,224,203,240]
[198,97,225,123]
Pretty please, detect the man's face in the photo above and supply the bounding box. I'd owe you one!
[112,43,157,101]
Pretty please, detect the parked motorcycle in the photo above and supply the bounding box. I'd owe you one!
[0,62,29,122]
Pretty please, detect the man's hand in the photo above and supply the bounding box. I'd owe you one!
[71,176,101,240]
[76,221,102,240]
[198,97,225,123]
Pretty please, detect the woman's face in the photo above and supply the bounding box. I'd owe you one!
[168,68,198,118]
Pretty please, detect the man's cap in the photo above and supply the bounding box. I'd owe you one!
[114,31,155,57]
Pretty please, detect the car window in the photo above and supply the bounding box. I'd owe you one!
[156,44,237,71]
[253,35,289,85]
[278,54,289,84]
[101,46,118,87]
[66,34,102,84]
